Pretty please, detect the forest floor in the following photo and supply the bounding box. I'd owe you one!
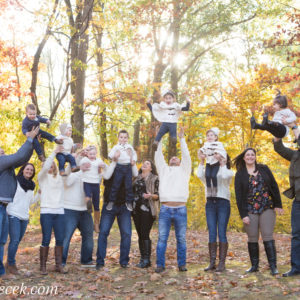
[0,225,300,299]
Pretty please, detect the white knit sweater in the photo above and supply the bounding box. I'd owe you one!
[108,143,137,164]
[80,157,106,184]
[155,138,191,203]
[199,141,227,165]
[197,164,233,201]
[56,134,74,155]
[152,102,183,123]
[7,183,39,220]
[38,151,64,209]
[273,108,297,137]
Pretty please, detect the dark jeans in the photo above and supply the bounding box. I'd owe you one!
[33,129,55,155]
[156,205,187,268]
[132,205,155,240]
[205,162,220,188]
[56,153,77,172]
[0,205,8,276]
[96,203,132,266]
[7,215,28,266]
[155,122,177,142]
[255,122,287,138]
[40,214,65,247]
[62,209,94,265]
[83,183,100,211]
[291,200,300,272]
[205,198,230,243]
[109,164,133,204]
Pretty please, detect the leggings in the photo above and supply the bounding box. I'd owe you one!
[255,122,287,138]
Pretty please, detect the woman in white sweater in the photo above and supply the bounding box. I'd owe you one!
[197,152,233,272]
[6,163,38,275]
[38,146,67,275]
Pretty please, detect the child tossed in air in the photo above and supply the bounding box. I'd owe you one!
[107,130,137,211]
[251,92,299,143]
[147,90,190,150]
[22,103,63,161]
[80,146,107,231]
[199,128,227,197]
[56,123,80,176]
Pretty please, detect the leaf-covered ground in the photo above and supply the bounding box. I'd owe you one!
[1,225,300,299]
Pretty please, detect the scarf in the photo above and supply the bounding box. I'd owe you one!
[17,174,35,192]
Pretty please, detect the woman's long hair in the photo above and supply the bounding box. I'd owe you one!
[138,159,158,176]
[226,154,232,170]
[232,148,257,171]
[17,163,36,180]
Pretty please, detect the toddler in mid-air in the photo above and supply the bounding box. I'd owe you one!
[199,127,226,197]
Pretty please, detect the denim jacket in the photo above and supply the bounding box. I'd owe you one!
[0,138,33,203]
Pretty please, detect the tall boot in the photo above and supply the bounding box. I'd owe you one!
[263,240,279,275]
[136,239,145,268]
[204,242,217,271]
[140,240,151,268]
[93,211,100,233]
[40,246,49,275]
[250,116,265,130]
[246,242,259,273]
[55,246,68,274]
[216,242,228,272]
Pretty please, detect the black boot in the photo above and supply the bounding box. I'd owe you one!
[136,239,144,268]
[264,240,279,275]
[262,113,269,126]
[204,242,217,271]
[139,240,151,268]
[246,242,259,273]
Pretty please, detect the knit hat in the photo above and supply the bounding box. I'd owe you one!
[60,123,72,135]
[207,127,220,137]
[162,90,176,98]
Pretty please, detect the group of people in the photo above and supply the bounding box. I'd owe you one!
[0,90,299,281]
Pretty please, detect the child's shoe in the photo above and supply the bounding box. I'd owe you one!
[152,141,159,151]
[262,113,269,126]
[38,154,46,162]
[126,202,133,211]
[106,202,114,211]
[54,138,63,145]
[250,117,257,129]
[71,166,80,172]
[59,170,67,176]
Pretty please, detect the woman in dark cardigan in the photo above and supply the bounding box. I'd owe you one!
[234,148,283,275]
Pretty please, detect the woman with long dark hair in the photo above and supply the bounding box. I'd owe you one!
[132,160,159,268]
[233,148,283,275]
[6,163,38,275]
[197,152,233,272]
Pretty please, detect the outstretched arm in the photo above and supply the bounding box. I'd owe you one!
[154,141,167,174]
[273,138,295,161]
[178,128,191,174]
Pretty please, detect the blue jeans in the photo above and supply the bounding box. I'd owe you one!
[62,209,94,265]
[83,183,100,211]
[205,198,230,243]
[156,205,187,268]
[33,129,55,155]
[155,122,177,142]
[7,215,28,266]
[109,164,133,204]
[205,162,220,188]
[96,203,132,266]
[291,200,300,272]
[40,214,65,247]
[0,205,9,275]
[56,153,77,172]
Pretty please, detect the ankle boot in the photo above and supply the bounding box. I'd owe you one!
[246,242,259,273]
[263,240,279,275]
[55,246,68,274]
[140,240,151,268]
[216,242,228,272]
[250,116,258,129]
[40,246,49,275]
[136,239,145,268]
[204,242,217,271]
[93,210,100,233]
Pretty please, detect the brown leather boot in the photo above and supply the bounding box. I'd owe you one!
[204,242,217,271]
[216,242,228,272]
[40,246,49,275]
[94,211,100,233]
[5,263,19,275]
[71,166,80,173]
[55,246,68,274]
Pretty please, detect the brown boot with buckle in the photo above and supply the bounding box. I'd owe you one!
[94,210,100,233]
[55,246,68,274]
[40,246,49,275]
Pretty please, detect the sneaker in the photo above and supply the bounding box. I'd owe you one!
[96,264,104,270]
[178,265,188,272]
[81,261,96,268]
[126,203,133,211]
[54,138,63,145]
[155,266,165,273]
[106,202,114,211]
[262,113,269,126]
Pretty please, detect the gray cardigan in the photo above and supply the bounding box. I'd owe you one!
[0,138,33,202]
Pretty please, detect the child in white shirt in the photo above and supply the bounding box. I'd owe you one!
[199,127,227,197]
